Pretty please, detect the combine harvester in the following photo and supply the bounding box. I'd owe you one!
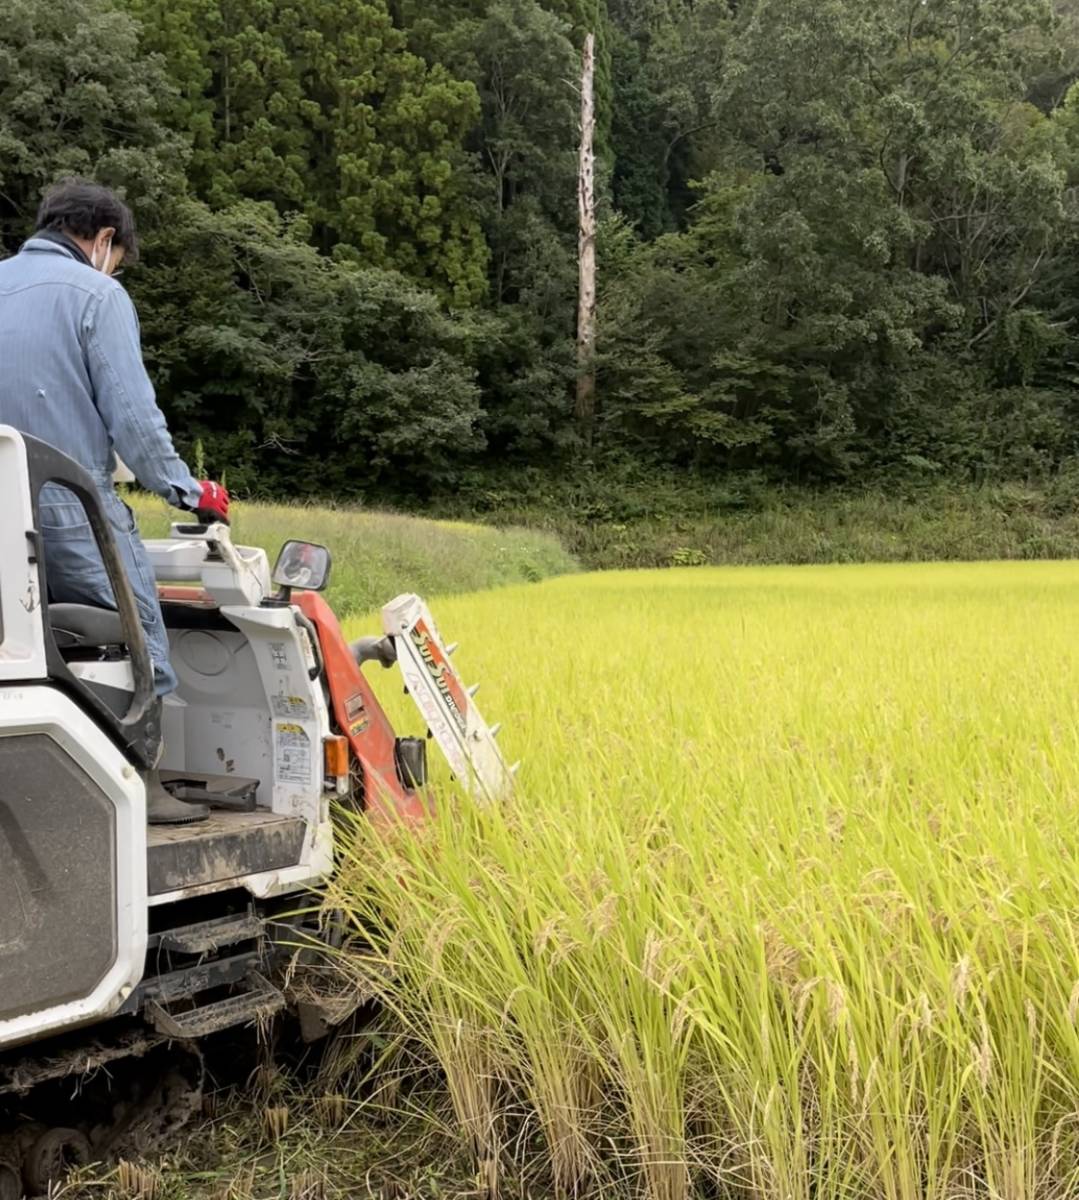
[0,425,512,1196]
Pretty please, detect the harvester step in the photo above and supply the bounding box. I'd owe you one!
[155,912,263,955]
[146,972,284,1039]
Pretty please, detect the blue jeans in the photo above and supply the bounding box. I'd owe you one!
[39,482,177,695]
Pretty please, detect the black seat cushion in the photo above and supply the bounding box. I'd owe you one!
[50,603,125,648]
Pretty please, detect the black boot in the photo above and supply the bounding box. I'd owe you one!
[144,770,209,825]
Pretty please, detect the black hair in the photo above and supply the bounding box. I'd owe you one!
[35,178,139,263]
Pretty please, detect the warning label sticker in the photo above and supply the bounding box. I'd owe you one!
[344,691,369,736]
[275,722,311,785]
[272,694,311,720]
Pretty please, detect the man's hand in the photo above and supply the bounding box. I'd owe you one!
[194,480,230,525]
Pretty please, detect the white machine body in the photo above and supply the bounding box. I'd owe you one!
[0,686,147,1047]
[0,428,46,683]
[0,426,335,1046]
[0,424,513,1059]
[144,526,334,905]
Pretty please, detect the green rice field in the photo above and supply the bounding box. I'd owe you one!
[331,562,1079,1200]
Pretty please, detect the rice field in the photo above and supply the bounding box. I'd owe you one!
[333,562,1079,1200]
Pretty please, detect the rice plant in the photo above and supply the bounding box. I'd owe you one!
[330,562,1079,1200]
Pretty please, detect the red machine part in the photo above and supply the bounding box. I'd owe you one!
[294,592,429,827]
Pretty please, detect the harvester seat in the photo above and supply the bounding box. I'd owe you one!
[49,603,138,718]
[50,603,125,650]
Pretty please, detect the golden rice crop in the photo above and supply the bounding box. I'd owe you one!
[332,562,1079,1200]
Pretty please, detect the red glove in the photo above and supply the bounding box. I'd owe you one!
[194,480,230,525]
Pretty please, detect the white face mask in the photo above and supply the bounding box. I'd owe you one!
[90,236,113,274]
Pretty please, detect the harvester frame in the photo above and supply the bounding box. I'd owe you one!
[0,424,511,1195]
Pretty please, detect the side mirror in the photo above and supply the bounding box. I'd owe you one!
[272,540,332,593]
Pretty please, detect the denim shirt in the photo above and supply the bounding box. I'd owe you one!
[0,236,200,508]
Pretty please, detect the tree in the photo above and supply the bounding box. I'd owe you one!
[596,0,1075,479]
[8,0,1079,494]
[0,0,484,493]
[128,0,489,304]
[543,0,614,152]
[607,0,731,236]
[0,0,184,252]
[577,33,598,445]
[716,0,1065,352]
[396,0,583,457]
[132,200,484,494]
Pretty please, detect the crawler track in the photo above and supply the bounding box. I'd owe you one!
[0,1024,204,1196]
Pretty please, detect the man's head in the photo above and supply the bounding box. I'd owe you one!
[35,179,138,276]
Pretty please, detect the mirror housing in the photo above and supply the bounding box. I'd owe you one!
[272,540,332,593]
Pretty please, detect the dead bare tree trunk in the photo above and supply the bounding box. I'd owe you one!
[576,32,597,448]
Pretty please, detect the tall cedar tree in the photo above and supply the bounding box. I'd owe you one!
[129,0,489,305]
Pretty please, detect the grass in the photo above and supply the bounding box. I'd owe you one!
[127,492,577,618]
[433,476,1079,570]
[58,1068,486,1200]
[321,561,1079,1200]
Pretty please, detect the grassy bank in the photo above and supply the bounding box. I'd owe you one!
[128,493,577,617]
[431,474,1079,570]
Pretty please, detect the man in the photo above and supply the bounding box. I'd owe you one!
[0,179,228,823]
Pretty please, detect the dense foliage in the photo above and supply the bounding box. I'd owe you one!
[3,0,1079,496]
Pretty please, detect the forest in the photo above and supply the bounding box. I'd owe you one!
[3,0,1079,506]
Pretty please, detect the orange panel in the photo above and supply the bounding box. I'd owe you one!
[294,592,430,828]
